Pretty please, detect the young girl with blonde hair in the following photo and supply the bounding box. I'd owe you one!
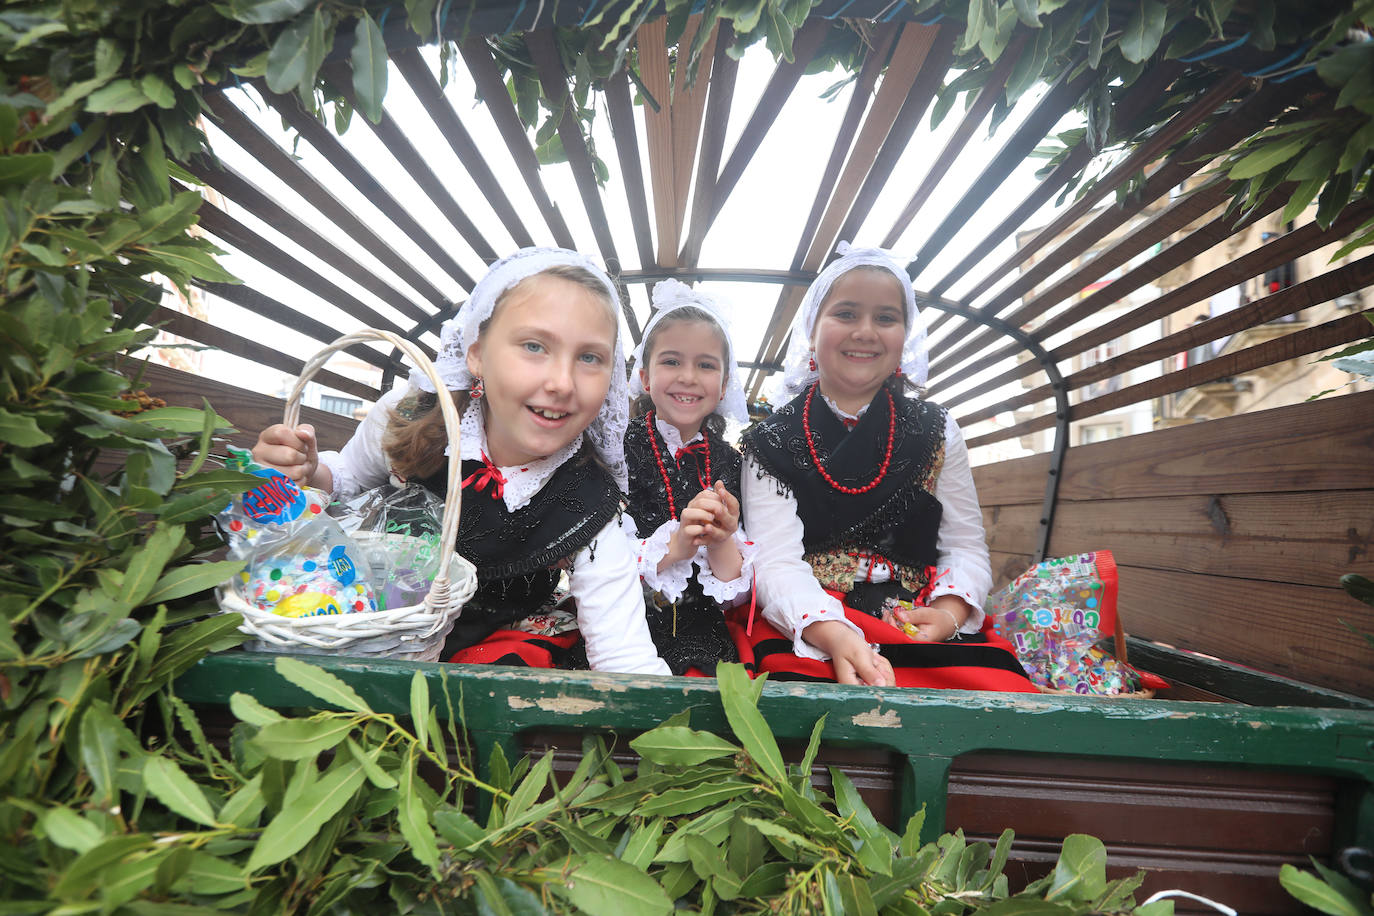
[253,247,670,675]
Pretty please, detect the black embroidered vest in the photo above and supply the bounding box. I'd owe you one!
[624,416,744,538]
[417,443,621,644]
[740,384,946,573]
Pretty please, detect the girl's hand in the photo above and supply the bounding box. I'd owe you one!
[802,619,894,687]
[686,483,738,546]
[664,503,715,565]
[892,596,968,642]
[252,423,320,487]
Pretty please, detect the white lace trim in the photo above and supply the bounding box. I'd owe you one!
[636,518,692,602]
[454,399,582,513]
[314,450,351,499]
[771,241,928,403]
[820,393,867,423]
[695,527,756,602]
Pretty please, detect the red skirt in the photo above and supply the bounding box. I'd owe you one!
[448,629,581,668]
[729,591,1038,693]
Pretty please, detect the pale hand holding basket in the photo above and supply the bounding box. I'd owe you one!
[219,330,477,662]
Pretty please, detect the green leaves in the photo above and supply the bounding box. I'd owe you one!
[266,9,332,95]
[717,663,785,783]
[143,757,218,827]
[629,725,741,766]
[1279,863,1373,916]
[1119,0,1168,64]
[275,657,373,714]
[246,757,367,871]
[351,14,388,124]
[550,855,674,915]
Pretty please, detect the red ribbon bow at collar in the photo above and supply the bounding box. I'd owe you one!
[674,439,709,464]
[461,450,507,499]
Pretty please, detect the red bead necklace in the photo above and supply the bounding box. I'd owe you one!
[645,411,711,519]
[802,383,895,495]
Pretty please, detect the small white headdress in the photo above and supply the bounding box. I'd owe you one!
[628,279,750,426]
[410,247,631,489]
[773,241,928,402]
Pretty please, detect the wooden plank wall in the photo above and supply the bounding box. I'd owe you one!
[137,362,361,453]
[974,389,1374,698]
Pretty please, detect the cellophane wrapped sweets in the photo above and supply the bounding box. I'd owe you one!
[334,482,444,611]
[218,447,378,618]
[987,550,1147,695]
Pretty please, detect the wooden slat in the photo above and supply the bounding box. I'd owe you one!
[937,188,1290,408]
[459,36,577,250]
[903,58,1094,285]
[142,306,381,402]
[930,179,1235,382]
[196,278,413,374]
[1119,566,1374,697]
[526,30,624,282]
[973,388,1374,503]
[962,83,1296,325]
[605,68,657,269]
[951,754,1337,915]
[202,92,458,307]
[879,31,1026,248]
[982,491,1374,589]
[184,158,432,327]
[831,24,958,251]
[931,66,1240,302]
[136,363,359,452]
[698,21,829,235]
[195,201,413,339]
[638,18,677,266]
[748,24,950,398]
[390,45,535,249]
[941,199,1374,409]
[320,60,499,263]
[677,34,739,268]
[667,16,718,266]
[966,298,1374,450]
[805,24,939,268]
[744,25,898,395]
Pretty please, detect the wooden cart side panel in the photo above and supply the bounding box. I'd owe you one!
[974,389,1374,698]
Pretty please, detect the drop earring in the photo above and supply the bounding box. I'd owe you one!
[471,377,484,400]
[808,350,817,373]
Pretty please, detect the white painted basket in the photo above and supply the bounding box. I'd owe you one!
[218,329,476,662]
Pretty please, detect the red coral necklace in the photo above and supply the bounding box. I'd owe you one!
[802,382,894,495]
[645,411,711,519]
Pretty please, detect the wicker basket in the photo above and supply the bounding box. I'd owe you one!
[1035,607,1155,699]
[218,329,476,662]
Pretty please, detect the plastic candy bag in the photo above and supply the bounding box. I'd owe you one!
[987,550,1158,696]
[218,447,378,617]
[334,482,444,611]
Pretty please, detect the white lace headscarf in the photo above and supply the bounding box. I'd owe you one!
[772,241,928,402]
[627,279,750,427]
[409,247,631,489]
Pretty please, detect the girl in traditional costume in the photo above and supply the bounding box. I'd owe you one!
[252,247,671,676]
[623,280,756,676]
[735,243,1036,691]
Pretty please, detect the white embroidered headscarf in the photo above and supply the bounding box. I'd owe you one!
[772,241,928,402]
[409,247,631,489]
[627,279,750,427]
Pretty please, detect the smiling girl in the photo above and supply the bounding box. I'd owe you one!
[735,243,1035,691]
[623,280,755,676]
[252,247,670,675]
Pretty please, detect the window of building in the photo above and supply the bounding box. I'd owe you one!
[1079,424,1123,445]
[319,395,362,417]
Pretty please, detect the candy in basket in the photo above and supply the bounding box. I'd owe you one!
[335,482,445,612]
[217,447,379,618]
[215,328,477,661]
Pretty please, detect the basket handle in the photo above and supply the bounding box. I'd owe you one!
[282,329,463,614]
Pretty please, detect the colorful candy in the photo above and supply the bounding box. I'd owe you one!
[987,551,1142,695]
